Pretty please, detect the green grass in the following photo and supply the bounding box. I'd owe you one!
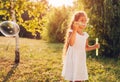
[0,36,120,82]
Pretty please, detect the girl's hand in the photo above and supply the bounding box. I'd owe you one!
[73,22,79,31]
[95,43,100,49]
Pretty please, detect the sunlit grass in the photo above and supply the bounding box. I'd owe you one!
[0,36,120,82]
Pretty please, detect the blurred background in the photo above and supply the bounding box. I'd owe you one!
[0,0,120,82]
[0,0,120,58]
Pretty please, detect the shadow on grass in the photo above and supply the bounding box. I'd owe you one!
[2,63,19,82]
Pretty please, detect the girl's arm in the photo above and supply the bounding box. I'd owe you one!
[86,39,100,51]
[69,30,77,46]
[68,22,79,46]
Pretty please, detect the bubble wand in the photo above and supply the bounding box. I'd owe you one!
[96,38,98,56]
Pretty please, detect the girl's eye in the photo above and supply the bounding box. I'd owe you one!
[80,19,89,23]
[81,20,87,22]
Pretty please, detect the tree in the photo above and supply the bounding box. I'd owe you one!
[82,0,120,58]
[0,0,48,63]
[0,0,48,36]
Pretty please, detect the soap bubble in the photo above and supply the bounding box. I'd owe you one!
[0,21,20,37]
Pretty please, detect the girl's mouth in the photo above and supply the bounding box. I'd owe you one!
[79,23,86,26]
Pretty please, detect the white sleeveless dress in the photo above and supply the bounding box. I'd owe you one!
[62,29,89,81]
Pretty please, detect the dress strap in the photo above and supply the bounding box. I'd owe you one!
[84,32,89,38]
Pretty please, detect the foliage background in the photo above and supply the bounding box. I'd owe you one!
[0,0,120,62]
[0,0,120,82]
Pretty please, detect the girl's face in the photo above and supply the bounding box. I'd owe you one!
[78,16,88,29]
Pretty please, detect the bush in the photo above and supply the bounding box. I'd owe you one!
[41,7,71,43]
[83,0,120,58]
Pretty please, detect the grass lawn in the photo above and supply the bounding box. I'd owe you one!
[0,36,120,82]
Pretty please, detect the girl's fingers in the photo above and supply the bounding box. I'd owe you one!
[73,22,79,31]
[96,44,100,48]
[74,22,79,26]
[98,44,100,48]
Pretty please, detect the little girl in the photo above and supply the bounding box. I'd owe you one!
[62,11,100,82]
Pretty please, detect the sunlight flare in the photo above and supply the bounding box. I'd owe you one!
[47,0,74,7]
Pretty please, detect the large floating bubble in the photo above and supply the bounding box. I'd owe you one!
[0,21,20,37]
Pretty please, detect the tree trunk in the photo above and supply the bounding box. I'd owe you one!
[10,0,20,63]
